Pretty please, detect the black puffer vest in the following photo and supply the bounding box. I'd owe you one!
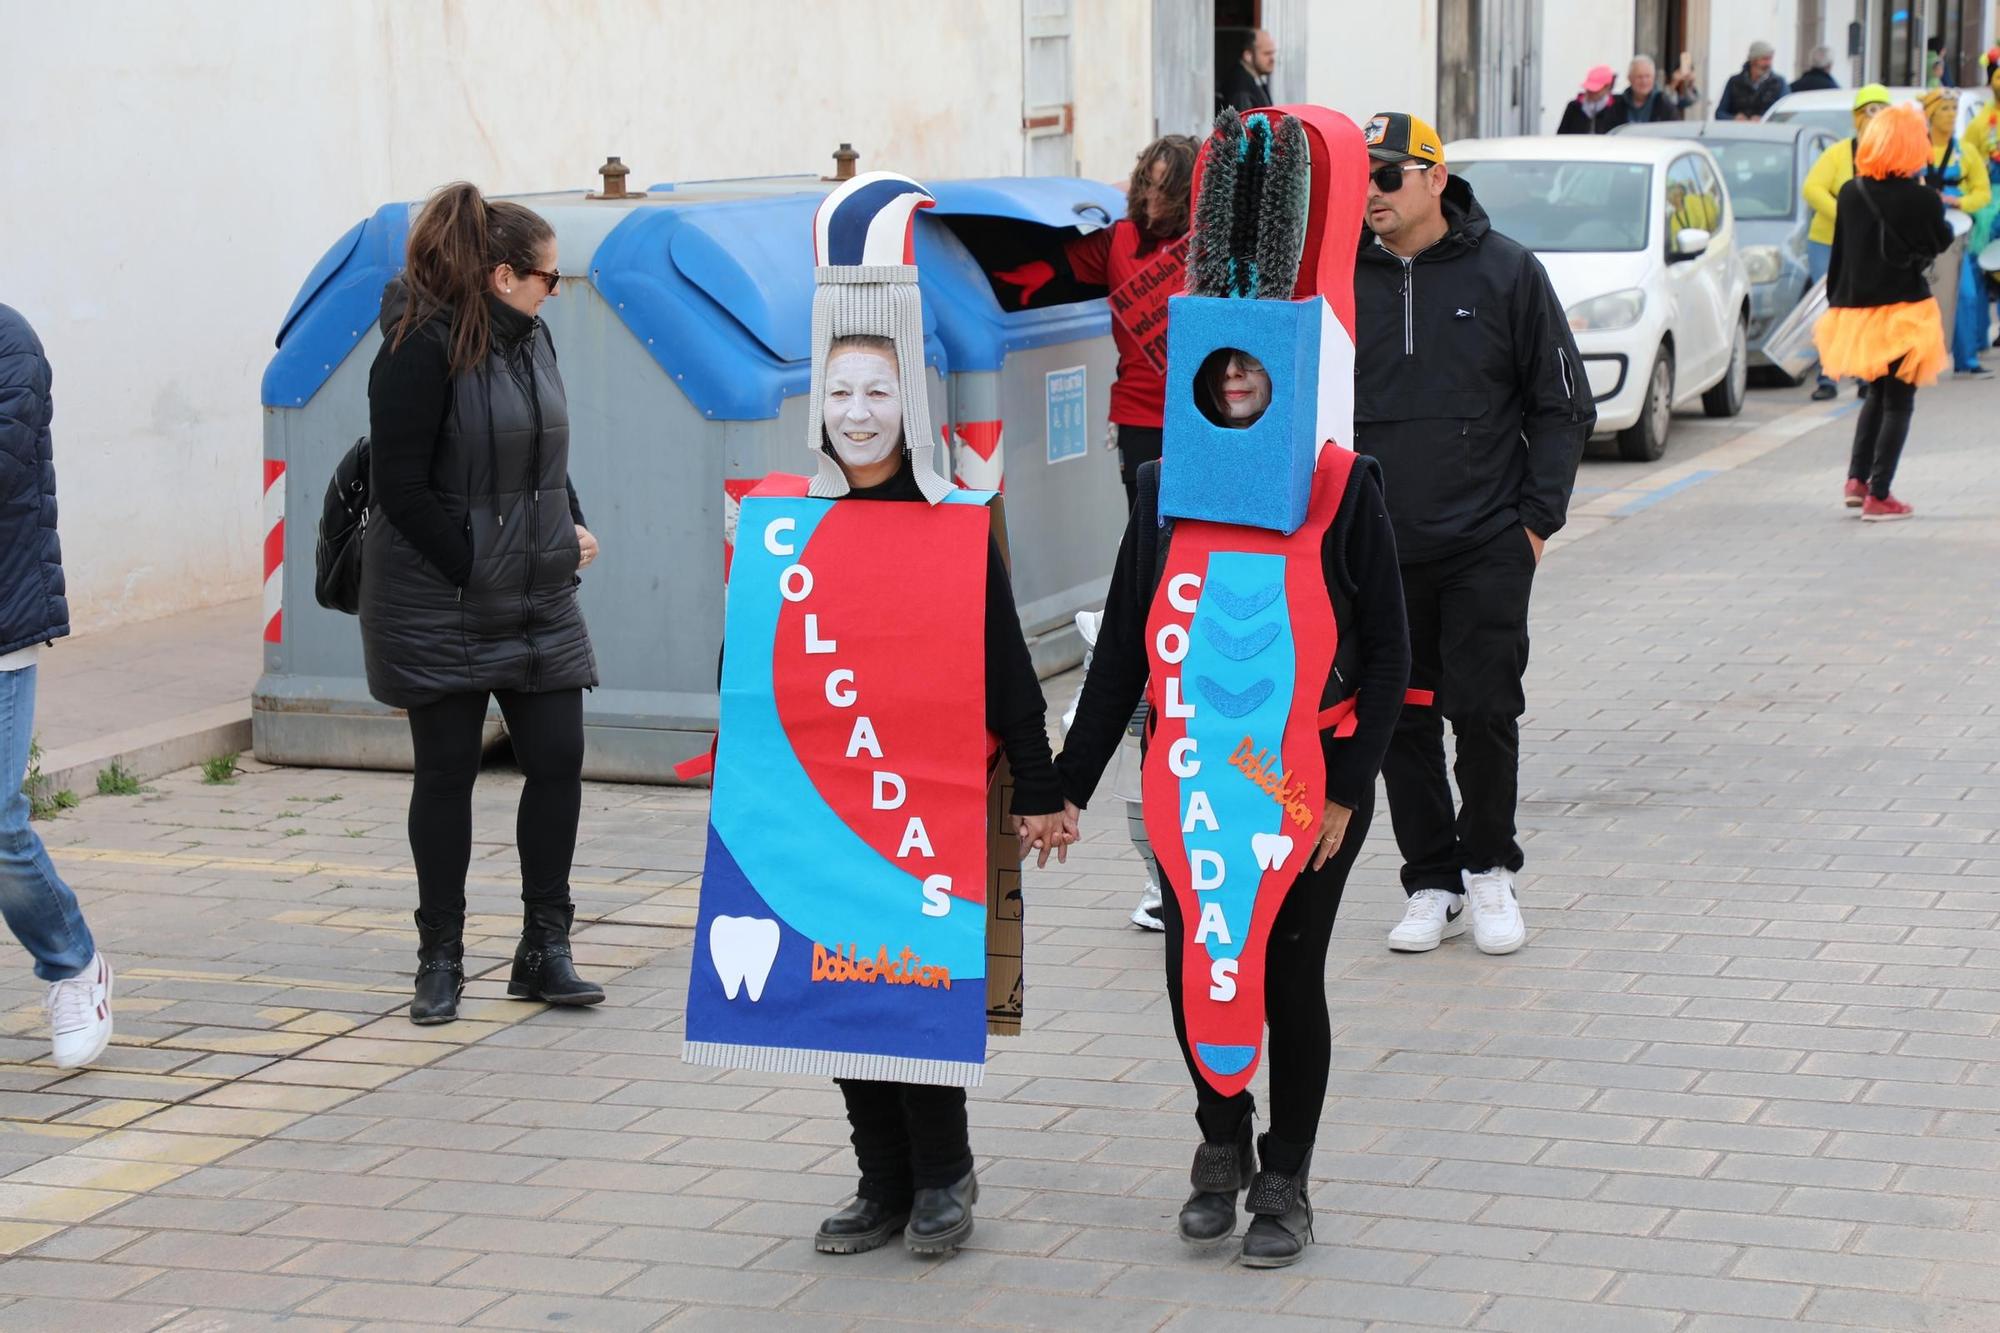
[360,290,596,708]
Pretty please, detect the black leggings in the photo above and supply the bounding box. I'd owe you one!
[1160,789,1375,1160]
[1848,365,1917,501]
[406,688,585,922]
[835,1079,972,1204]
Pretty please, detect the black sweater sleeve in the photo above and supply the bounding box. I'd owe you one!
[1054,508,1152,809]
[985,536,1062,817]
[1322,466,1411,809]
[367,331,473,586]
[567,479,586,529]
[1513,250,1593,539]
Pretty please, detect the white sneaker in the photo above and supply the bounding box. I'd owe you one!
[1130,879,1164,931]
[1387,889,1466,952]
[1463,868,1527,955]
[46,953,113,1069]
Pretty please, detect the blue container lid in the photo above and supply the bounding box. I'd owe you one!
[262,202,411,408]
[265,176,1125,414]
[918,178,1126,372]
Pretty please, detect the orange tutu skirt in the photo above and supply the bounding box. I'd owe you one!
[1813,299,1948,385]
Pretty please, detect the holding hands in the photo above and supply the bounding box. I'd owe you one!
[1017,802,1084,868]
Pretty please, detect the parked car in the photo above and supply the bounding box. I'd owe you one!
[1615,119,1839,382]
[1764,85,1985,140]
[1449,136,1751,461]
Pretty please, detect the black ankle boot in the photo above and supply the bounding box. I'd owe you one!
[1179,1114,1254,1245]
[906,1170,977,1255]
[1240,1134,1313,1268]
[410,911,464,1026]
[814,1195,911,1254]
[507,902,604,1005]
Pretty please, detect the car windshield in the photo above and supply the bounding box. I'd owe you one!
[1700,140,1798,220]
[1766,107,1851,137]
[1452,160,1653,252]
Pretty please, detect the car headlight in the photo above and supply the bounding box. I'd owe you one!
[1741,245,1782,285]
[1566,288,1646,332]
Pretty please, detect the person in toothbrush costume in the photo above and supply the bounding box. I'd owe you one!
[1057,107,1411,1268]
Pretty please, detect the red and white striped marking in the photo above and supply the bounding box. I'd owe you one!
[952,420,1004,492]
[263,460,286,644]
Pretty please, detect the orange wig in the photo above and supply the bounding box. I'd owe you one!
[1857,103,1930,179]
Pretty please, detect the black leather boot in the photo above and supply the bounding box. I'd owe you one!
[906,1170,977,1255]
[1179,1113,1254,1245]
[410,911,464,1026]
[507,902,604,1005]
[814,1195,910,1254]
[1240,1134,1313,1268]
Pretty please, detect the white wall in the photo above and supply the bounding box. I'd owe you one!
[1538,7,1639,132]
[1072,0,1156,182]
[1305,0,1439,127]
[3,0,1150,635]
[1708,0,1802,101]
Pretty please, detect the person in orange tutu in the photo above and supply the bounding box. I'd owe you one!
[1814,103,1954,521]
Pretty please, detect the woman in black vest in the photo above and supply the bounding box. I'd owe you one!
[363,183,603,1024]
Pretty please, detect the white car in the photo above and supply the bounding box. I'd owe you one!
[1765,86,1984,141]
[1449,136,1751,461]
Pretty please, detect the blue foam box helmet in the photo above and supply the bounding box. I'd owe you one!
[1158,294,1325,534]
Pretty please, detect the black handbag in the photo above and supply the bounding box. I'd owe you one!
[313,437,370,614]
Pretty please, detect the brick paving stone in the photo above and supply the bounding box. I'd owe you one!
[7,388,2000,1328]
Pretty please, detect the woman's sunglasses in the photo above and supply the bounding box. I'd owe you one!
[1370,162,1434,193]
[521,267,561,291]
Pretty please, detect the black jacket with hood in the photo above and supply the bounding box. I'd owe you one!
[360,282,597,709]
[1353,175,1594,564]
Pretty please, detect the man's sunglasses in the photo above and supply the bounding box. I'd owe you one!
[521,267,561,291]
[1370,162,1434,193]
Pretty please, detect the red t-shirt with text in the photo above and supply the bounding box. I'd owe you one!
[1064,222,1186,428]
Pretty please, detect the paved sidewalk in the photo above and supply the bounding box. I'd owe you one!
[29,597,261,797]
[0,382,1994,1330]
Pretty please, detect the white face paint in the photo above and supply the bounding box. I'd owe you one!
[822,348,904,470]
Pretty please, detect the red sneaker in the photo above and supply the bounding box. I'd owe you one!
[1860,494,1914,522]
[1843,479,1867,508]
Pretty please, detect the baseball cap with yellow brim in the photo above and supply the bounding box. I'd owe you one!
[1363,111,1446,167]
[1853,83,1892,110]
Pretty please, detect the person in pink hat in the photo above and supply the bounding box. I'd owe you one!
[1558,64,1628,134]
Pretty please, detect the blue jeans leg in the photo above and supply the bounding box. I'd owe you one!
[1808,241,1835,389]
[0,667,96,982]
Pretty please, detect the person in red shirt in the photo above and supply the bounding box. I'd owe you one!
[999,135,1199,506]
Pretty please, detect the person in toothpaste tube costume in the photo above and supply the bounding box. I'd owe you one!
[682,172,1071,1261]
[1056,106,1411,1268]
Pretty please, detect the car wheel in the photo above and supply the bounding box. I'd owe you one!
[1703,316,1748,417]
[1618,346,1673,462]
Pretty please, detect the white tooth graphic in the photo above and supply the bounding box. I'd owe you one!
[710,916,780,1002]
[1250,832,1295,871]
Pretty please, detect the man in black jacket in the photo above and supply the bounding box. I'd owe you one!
[1217,28,1275,115]
[1353,113,1592,958]
[0,305,114,1069]
[1716,41,1791,119]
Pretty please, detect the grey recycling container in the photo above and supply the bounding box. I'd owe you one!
[918,178,1130,676]
[254,183,951,782]
[256,168,1129,782]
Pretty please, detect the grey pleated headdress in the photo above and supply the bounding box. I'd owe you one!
[806,171,950,504]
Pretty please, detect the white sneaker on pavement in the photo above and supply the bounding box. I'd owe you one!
[1387,888,1466,952]
[1462,868,1527,955]
[1130,879,1165,931]
[46,953,113,1069]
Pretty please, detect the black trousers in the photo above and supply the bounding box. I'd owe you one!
[405,688,585,922]
[1160,789,1374,1161]
[1117,424,1164,508]
[1847,366,1916,500]
[1381,527,1536,895]
[835,1079,972,1205]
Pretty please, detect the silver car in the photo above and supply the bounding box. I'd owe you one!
[1615,119,1839,383]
